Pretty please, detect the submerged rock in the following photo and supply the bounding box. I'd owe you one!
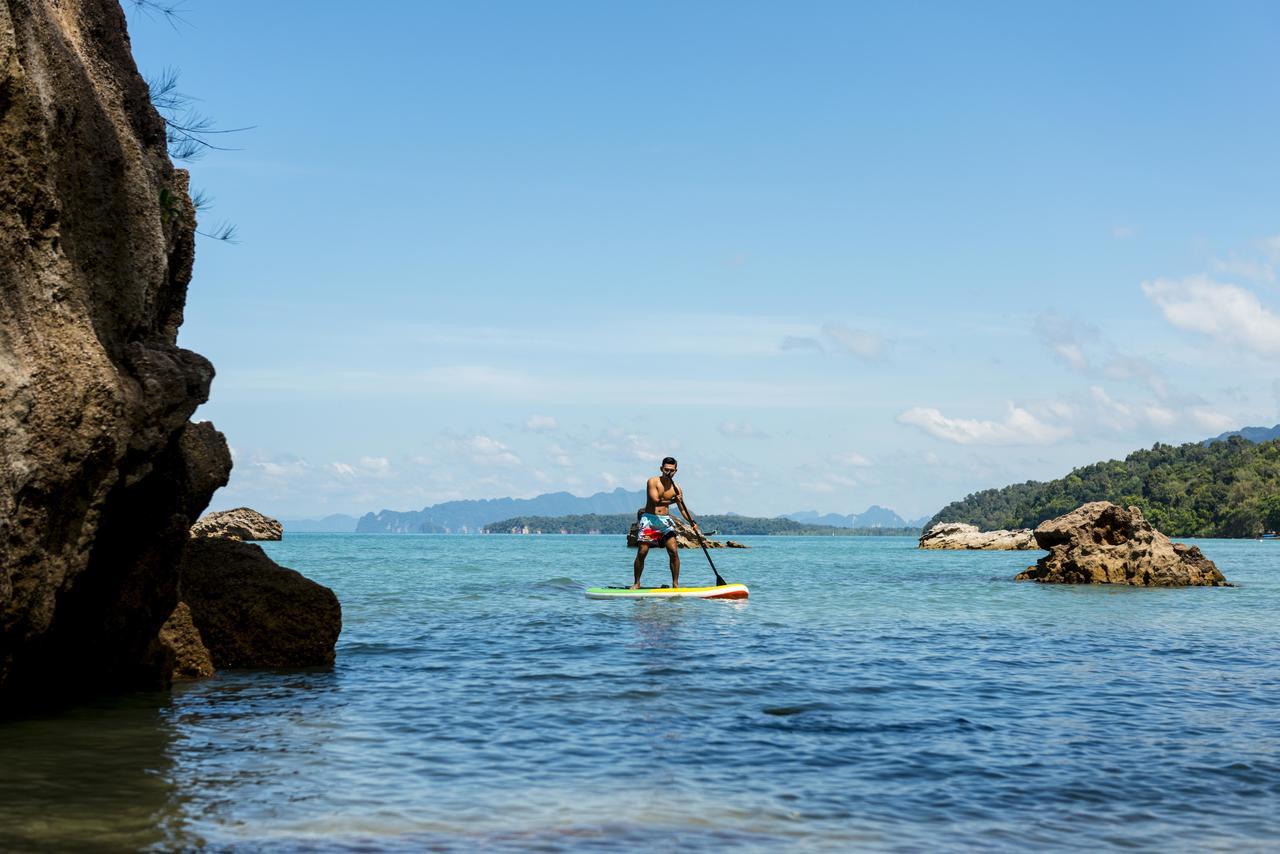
[0,0,235,703]
[919,522,1036,550]
[1015,501,1229,586]
[180,538,342,668]
[191,507,284,541]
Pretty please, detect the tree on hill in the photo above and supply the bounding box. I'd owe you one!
[928,436,1280,538]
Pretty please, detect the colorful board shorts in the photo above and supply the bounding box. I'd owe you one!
[636,513,676,545]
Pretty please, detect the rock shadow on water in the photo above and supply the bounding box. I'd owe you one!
[0,693,196,851]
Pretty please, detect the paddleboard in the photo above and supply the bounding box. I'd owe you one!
[585,583,748,600]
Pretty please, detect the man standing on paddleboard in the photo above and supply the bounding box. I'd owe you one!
[632,457,700,589]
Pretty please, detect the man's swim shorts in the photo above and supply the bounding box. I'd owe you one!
[636,513,676,545]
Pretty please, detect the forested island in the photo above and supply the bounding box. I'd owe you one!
[483,513,920,536]
[929,436,1280,538]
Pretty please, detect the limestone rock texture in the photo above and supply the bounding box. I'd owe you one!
[154,601,214,681]
[0,0,231,702]
[180,538,342,669]
[191,507,284,541]
[1015,501,1229,586]
[919,522,1036,550]
[626,515,747,549]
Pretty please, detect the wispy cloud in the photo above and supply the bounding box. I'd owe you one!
[461,435,521,467]
[821,323,884,361]
[1141,275,1280,357]
[719,420,770,439]
[897,404,1071,446]
[780,336,825,354]
[1035,311,1169,398]
[524,414,558,432]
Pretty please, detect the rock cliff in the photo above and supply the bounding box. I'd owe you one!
[1015,502,1229,586]
[918,522,1036,550]
[0,0,230,703]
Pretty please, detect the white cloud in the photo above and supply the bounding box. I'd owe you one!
[1211,257,1276,285]
[254,459,311,478]
[1189,408,1237,433]
[833,451,872,467]
[1111,225,1137,240]
[1052,342,1089,371]
[897,404,1071,445]
[524,414,558,432]
[463,435,521,467]
[718,420,770,439]
[821,323,883,361]
[1141,275,1280,357]
[359,456,392,475]
[547,442,574,468]
[329,462,357,477]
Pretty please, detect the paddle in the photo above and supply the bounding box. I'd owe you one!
[671,480,728,586]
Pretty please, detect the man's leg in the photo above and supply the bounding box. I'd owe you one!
[632,543,649,589]
[665,537,680,587]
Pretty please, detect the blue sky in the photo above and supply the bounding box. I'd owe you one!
[125,1,1280,520]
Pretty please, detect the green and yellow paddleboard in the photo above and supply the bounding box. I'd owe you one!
[584,583,748,600]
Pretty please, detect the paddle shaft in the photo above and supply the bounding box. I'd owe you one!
[671,481,727,586]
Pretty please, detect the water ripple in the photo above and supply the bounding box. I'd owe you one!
[1,535,1278,851]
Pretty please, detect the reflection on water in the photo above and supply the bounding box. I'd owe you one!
[0,693,189,851]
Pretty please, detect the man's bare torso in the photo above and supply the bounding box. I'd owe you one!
[645,475,679,516]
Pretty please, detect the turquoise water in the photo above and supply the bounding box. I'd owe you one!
[2,535,1278,851]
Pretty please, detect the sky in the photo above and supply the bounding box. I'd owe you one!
[124,1,1280,521]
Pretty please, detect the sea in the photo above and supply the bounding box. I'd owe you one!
[1,535,1277,852]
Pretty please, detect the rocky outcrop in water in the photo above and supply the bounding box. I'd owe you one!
[180,538,342,668]
[0,0,236,703]
[1015,502,1229,586]
[919,522,1036,550]
[626,516,747,549]
[191,507,283,541]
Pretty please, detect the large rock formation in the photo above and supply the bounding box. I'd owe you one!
[1015,502,1229,586]
[919,522,1036,550]
[191,507,283,541]
[0,0,231,703]
[181,538,342,668]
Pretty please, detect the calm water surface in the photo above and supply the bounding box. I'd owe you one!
[2,535,1278,851]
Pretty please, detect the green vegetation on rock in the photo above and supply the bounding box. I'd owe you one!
[928,436,1280,538]
[483,513,919,537]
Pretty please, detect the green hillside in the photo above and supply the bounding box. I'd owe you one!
[928,436,1280,538]
[483,513,918,537]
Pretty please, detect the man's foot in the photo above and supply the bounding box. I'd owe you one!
[630,583,641,589]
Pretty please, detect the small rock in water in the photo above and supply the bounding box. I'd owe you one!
[1015,501,1229,586]
[918,522,1036,550]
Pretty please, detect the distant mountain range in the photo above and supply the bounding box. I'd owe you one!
[282,491,927,534]
[1204,423,1280,445]
[785,505,931,529]
[354,488,647,533]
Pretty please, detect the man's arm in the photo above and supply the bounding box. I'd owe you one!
[672,486,699,532]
